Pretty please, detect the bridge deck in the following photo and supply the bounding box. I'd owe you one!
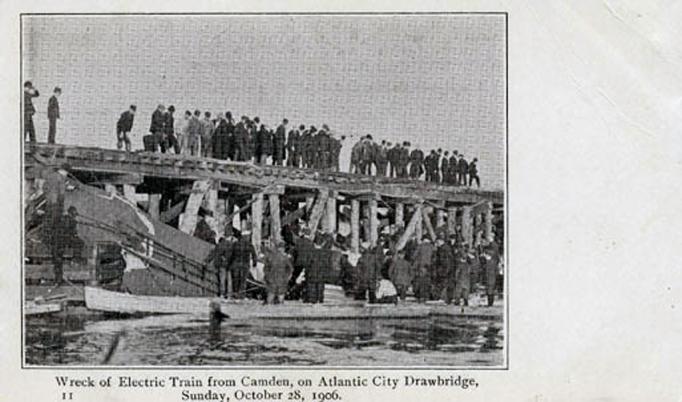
[24,143,503,205]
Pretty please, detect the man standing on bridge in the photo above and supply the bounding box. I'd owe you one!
[23,81,39,143]
[47,87,61,144]
[116,105,136,152]
[149,104,166,152]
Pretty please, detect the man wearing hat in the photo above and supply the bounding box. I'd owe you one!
[164,105,180,154]
[408,144,424,179]
[230,230,257,298]
[149,104,166,152]
[263,242,294,304]
[397,142,410,178]
[375,140,389,177]
[116,105,136,152]
[47,87,61,144]
[449,151,459,186]
[469,157,480,187]
[457,154,469,186]
[286,125,302,167]
[23,81,39,142]
[441,151,450,184]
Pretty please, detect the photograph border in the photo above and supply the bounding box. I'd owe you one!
[19,11,509,371]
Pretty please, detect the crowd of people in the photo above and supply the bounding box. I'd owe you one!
[117,104,345,171]
[116,103,484,187]
[200,218,502,307]
[23,82,485,186]
[350,135,482,187]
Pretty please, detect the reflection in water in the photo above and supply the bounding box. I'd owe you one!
[26,313,503,366]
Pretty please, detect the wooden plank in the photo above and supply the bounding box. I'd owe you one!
[306,190,330,241]
[395,202,405,230]
[447,206,458,236]
[148,194,161,220]
[421,206,438,242]
[395,207,420,251]
[159,200,186,223]
[462,205,473,245]
[269,193,282,244]
[325,191,337,234]
[281,206,307,227]
[122,184,137,203]
[251,192,263,253]
[369,198,379,247]
[415,204,423,241]
[178,180,211,234]
[351,199,360,253]
[484,201,493,242]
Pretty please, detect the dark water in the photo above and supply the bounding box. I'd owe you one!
[25,312,503,366]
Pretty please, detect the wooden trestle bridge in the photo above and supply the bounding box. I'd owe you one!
[24,142,504,257]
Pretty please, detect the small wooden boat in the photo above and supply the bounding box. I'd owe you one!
[84,286,434,320]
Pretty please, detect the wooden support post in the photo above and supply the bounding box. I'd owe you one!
[369,197,379,247]
[122,184,136,203]
[306,189,330,240]
[415,203,423,241]
[268,193,282,244]
[395,206,421,251]
[484,201,494,242]
[421,205,438,242]
[462,205,473,246]
[447,207,458,236]
[436,202,446,229]
[395,202,405,230]
[351,199,360,253]
[148,194,161,220]
[178,180,211,235]
[251,192,263,253]
[325,191,337,234]
[305,195,315,213]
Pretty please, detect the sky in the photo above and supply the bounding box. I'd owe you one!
[23,14,506,189]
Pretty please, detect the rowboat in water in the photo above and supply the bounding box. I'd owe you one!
[84,286,434,320]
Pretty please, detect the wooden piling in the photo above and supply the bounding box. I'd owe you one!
[148,194,161,220]
[351,198,360,253]
[251,192,263,253]
[369,197,379,247]
[325,191,338,234]
[395,202,405,230]
[462,205,473,245]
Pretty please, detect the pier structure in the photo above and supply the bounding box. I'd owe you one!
[25,143,503,248]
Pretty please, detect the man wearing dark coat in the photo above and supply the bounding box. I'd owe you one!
[23,81,39,142]
[432,236,455,301]
[449,151,459,186]
[458,154,469,186]
[263,243,294,304]
[355,245,383,303]
[388,249,413,300]
[408,147,425,179]
[233,120,248,161]
[273,119,288,166]
[375,140,389,177]
[482,242,500,306]
[149,104,167,152]
[286,126,301,167]
[47,87,61,144]
[397,142,410,178]
[469,157,481,187]
[210,233,235,298]
[116,105,136,152]
[164,105,181,154]
[305,243,326,303]
[230,233,257,298]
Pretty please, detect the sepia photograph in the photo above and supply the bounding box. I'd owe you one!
[21,13,506,367]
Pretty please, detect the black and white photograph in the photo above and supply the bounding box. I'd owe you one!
[21,13,506,367]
